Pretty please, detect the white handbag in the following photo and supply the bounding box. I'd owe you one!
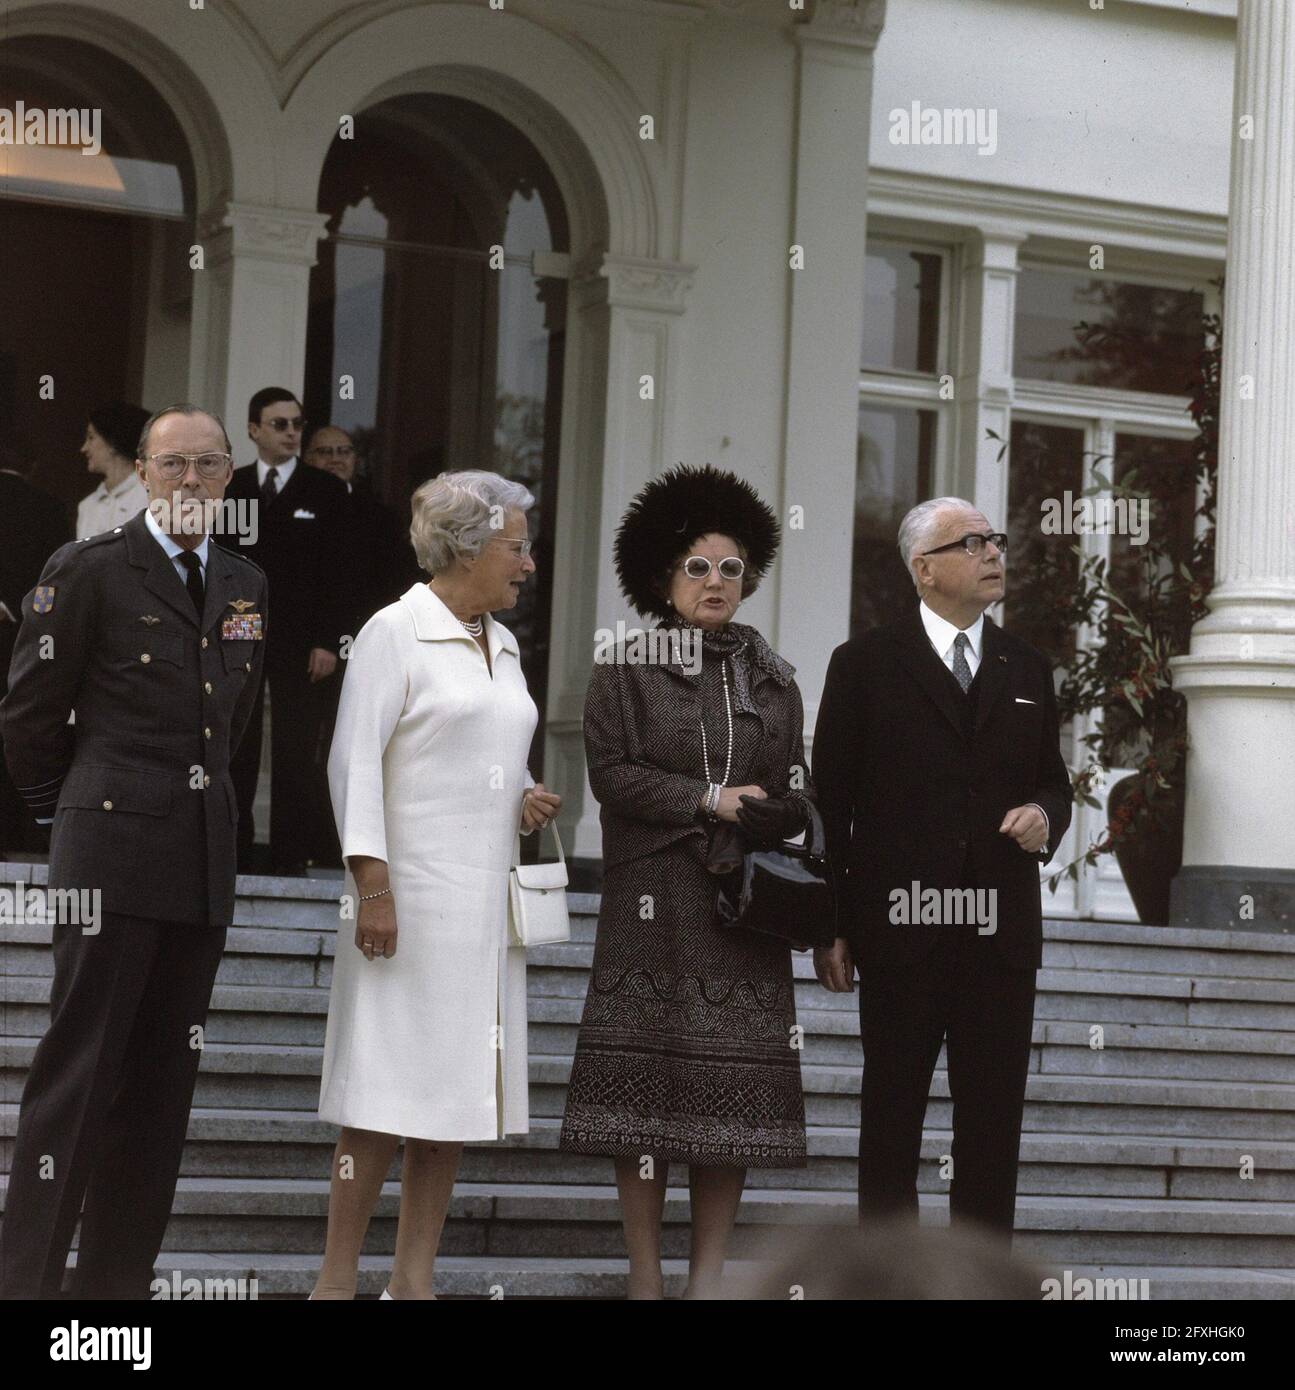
[507,820,571,947]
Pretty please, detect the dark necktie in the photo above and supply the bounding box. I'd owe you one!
[260,465,280,508]
[951,631,973,694]
[179,550,205,619]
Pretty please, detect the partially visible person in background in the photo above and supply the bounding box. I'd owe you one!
[0,443,70,856]
[219,388,351,875]
[75,402,151,537]
[303,423,414,867]
[303,423,414,641]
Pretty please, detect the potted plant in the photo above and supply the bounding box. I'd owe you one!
[1009,296,1220,923]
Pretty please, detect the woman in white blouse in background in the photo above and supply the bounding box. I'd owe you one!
[310,470,561,1301]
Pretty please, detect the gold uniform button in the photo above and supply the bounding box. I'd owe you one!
[201,637,209,649]
[102,800,113,811]
[245,661,251,672]
[202,774,211,787]
[203,726,212,739]
[140,653,151,664]
[204,681,213,695]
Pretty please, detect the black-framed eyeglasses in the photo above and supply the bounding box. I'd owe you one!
[679,555,745,581]
[264,415,305,432]
[143,451,232,479]
[921,532,1008,557]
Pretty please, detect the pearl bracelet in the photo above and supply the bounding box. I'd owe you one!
[358,887,391,902]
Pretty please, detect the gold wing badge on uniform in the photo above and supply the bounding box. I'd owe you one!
[140,614,161,625]
[32,586,56,614]
[228,599,256,613]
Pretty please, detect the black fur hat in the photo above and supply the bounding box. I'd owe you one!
[614,463,781,621]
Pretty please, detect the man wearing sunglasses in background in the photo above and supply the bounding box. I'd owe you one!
[0,404,267,1297]
[812,497,1072,1245]
[220,388,351,875]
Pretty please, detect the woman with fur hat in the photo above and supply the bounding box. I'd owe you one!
[559,464,813,1299]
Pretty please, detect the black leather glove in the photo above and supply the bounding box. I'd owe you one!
[735,793,806,850]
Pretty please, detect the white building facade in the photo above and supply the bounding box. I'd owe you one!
[2,0,1290,924]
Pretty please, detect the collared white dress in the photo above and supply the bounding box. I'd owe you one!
[319,582,537,1140]
[75,472,147,537]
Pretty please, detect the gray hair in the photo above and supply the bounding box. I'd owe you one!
[137,402,232,459]
[410,470,535,574]
[897,496,980,589]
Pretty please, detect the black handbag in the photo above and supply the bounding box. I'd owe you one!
[715,802,837,951]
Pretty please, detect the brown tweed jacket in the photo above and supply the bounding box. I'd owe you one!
[582,621,812,868]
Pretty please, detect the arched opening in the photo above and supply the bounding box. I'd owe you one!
[305,93,571,770]
[0,35,197,514]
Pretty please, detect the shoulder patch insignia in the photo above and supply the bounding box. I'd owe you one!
[32,586,56,615]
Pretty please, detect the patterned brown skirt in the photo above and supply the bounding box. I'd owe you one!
[559,840,807,1168]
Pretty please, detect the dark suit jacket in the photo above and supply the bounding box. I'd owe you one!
[343,481,417,637]
[219,461,349,658]
[812,605,1072,971]
[0,511,268,926]
[583,622,813,871]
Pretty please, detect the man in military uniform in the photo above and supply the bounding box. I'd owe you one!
[0,403,268,1300]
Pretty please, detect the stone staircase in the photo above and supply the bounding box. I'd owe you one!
[2,862,1294,1299]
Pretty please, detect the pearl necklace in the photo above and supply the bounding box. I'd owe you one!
[699,658,734,786]
[427,582,484,636]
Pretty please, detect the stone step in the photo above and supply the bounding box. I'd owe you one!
[5,862,1292,956]
[9,1009,1295,1077]
[74,1250,1295,1301]
[5,1178,1291,1266]
[9,980,1291,1048]
[7,1037,1292,1132]
[8,897,1295,978]
[14,967,1292,1035]
[6,1104,1290,1199]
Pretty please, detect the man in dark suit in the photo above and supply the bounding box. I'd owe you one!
[303,423,415,634]
[0,454,70,853]
[0,404,268,1298]
[812,496,1072,1242]
[219,388,350,874]
[302,423,415,865]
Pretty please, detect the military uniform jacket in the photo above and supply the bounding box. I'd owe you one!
[0,510,268,926]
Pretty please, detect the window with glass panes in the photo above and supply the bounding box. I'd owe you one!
[853,241,950,639]
[1005,263,1211,912]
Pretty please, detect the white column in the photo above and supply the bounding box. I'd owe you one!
[547,253,695,861]
[190,202,330,445]
[1170,0,1295,929]
[777,0,889,736]
[953,228,1027,523]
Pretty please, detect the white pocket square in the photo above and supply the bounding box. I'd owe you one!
[293,508,316,520]
[1015,697,1037,705]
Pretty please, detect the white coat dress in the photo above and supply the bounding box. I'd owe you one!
[318,582,538,1141]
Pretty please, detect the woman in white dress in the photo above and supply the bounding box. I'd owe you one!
[310,470,561,1300]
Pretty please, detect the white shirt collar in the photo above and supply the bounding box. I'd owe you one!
[144,503,210,570]
[919,601,984,662]
[400,582,519,660]
[257,455,297,488]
